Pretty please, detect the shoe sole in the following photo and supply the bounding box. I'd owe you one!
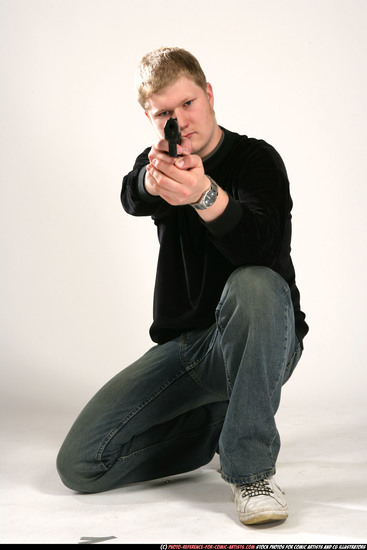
[240,509,289,525]
[230,491,288,525]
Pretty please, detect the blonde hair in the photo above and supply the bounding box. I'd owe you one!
[136,47,207,110]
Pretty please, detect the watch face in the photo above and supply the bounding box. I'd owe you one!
[191,178,218,209]
[204,195,212,206]
[204,187,217,207]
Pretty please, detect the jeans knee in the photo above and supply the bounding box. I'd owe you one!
[218,266,290,324]
[56,446,96,494]
[56,447,77,491]
[228,266,287,299]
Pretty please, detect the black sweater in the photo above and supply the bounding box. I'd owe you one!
[121,127,308,346]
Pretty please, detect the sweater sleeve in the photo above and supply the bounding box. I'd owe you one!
[203,143,291,268]
[120,148,170,218]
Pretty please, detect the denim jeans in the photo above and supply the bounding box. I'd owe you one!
[57,266,302,493]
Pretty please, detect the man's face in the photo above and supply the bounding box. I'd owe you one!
[145,76,220,158]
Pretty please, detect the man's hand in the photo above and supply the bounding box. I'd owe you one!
[145,135,229,221]
[145,137,209,206]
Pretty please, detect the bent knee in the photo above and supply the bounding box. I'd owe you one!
[226,266,289,299]
[56,447,101,494]
[218,266,291,324]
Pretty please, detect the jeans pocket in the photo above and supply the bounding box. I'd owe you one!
[179,326,228,399]
[179,325,217,369]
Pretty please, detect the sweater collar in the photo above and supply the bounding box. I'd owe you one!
[203,127,238,170]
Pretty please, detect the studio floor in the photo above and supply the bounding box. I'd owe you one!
[1,403,366,545]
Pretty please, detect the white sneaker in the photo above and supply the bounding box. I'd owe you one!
[230,477,288,525]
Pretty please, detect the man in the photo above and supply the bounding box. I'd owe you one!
[57,47,308,526]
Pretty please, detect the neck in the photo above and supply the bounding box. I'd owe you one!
[202,126,224,161]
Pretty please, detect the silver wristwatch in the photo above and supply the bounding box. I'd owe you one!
[190,176,219,210]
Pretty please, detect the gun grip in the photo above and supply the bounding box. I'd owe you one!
[168,141,178,157]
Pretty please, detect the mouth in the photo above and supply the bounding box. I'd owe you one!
[183,132,195,139]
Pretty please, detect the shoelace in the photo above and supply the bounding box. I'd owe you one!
[239,479,274,498]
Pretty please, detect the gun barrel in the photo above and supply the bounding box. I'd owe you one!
[164,117,181,157]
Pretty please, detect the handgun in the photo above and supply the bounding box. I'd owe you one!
[164,117,181,157]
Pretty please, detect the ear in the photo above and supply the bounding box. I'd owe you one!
[206,82,214,107]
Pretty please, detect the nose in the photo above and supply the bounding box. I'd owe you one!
[174,109,189,130]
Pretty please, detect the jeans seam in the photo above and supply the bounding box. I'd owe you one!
[96,368,187,467]
[215,303,234,395]
[220,335,233,394]
[178,328,216,369]
[270,293,291,401]
[116,416,225,462]
[186,367,229,399]
[179,329,228,399]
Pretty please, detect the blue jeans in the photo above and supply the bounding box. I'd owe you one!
[57,266,302,493]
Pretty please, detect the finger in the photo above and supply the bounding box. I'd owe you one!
[148,140,171,164]
[151,157,182,180]
[145,166,160,195]
[154,138,171,153]
[178,136,192,155]
[146,164,176,190]
[149,152,175,168]
[148,165,193,203]
[174,154,201,170]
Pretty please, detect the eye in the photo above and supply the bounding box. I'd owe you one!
[158,110,171,117]
[184,100,193,107]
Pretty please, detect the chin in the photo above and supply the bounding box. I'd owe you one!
[190,138,203,155]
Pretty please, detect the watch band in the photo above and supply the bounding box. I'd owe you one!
[190,176,219,210]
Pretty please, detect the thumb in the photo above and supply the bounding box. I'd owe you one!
[174,154,201,170]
